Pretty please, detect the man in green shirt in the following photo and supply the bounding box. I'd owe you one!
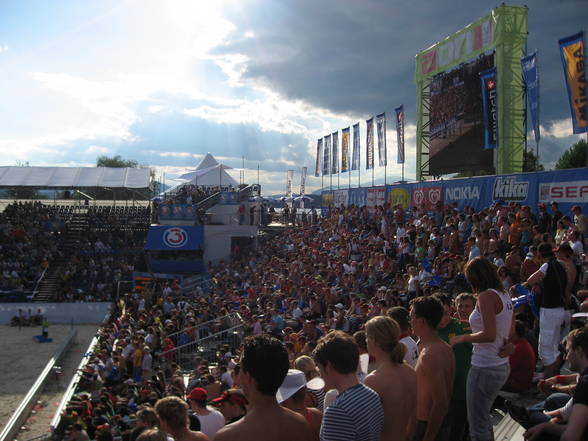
[434,293,472,441]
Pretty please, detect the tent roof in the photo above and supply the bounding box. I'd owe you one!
[195,153,218,170]
[0,166,151,189]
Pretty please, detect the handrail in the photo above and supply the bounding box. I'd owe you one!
[0,329,78,441]
[165,312,241,341]
[31,267,48,301]
[49,334,101,434]
[161,322,244,358]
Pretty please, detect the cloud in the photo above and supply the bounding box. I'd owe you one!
[85,145,112,154]
[541,119,574,139]
[0,44,7,53]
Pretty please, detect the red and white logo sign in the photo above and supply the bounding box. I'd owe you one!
[539,181,588,203]
[163,227,188,248]
[412,186,443,211]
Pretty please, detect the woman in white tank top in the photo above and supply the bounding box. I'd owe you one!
[450,257,514,441]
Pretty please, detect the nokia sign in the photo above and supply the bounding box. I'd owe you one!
[492,177,529,201]
[445,186,481,201]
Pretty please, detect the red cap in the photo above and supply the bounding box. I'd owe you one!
[211,390,248,407]
[187,387,207,401]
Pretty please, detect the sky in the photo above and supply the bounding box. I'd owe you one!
[0,0,586,194]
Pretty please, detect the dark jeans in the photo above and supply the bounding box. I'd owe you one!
[526,392,570,429]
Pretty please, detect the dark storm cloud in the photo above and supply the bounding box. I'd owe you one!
[217,0,587,127]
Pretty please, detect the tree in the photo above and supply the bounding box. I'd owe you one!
[555,139,587,170]
[96,155,138,168]
[522,150,544,172]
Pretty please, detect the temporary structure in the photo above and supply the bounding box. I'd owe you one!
[170,153,238,188]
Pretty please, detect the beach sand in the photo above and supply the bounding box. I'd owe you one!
[0,324,99,438]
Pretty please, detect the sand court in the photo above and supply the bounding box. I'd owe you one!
[0,324,99,435]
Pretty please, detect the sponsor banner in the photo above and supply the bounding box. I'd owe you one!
[218,191,239,205]
[352,123,360,171]
[521,52,541,143]
[333,189,349,207]
[480,68,498,149]
[387,186,411,209]
[332,131,339,174]
[416,12,494,78]
[300,167,307,196]
[159,204,196,221]
[315,138,322,177]
[323,135,331,176]
[539,180,588,203]
[412,186,443,211]
[376,113,387,166]
[349,187,367,207]
[145,226,204,251]
[322,192,333,207]
[366,118,374,170]
[286,170,294,198]
[559,32,588,134]
[341,127,350,172]
[395,105,405,164]
[492,175,529,202]
[367,187,386,209]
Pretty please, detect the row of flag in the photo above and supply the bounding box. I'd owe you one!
[314,107,405,177]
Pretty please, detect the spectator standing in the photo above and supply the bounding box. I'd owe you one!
[503,320,535,393]
[387,306,419,368]
[187,388,225,440]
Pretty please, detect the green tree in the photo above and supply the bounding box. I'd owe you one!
[96,155,139,168]
[555,139,587,170]
[522,150,544,172]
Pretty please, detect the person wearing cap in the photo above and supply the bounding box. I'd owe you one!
[186,388,225,440]
[313,330,384,441]
[214,335,311,441]
[364,316,417,441]
[525,243,568,379]
[276,370,322,441]
[211,390,248,424]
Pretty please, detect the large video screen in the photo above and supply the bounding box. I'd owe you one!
[429,53,495,175]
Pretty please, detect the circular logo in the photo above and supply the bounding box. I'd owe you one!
[388,188,410,209]
[413,189,424,206]
[429,189,441,204]
[163,227,188,248]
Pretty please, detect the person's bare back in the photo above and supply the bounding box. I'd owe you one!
[214,404,311,441]
[365,362,417,441]
[415,340,455,440]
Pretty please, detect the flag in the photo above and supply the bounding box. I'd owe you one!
[331,131,339,175]
[480,68,498,149]
[395,106,405,164]
[341,127,350,172]
[559,32,588,134]
[323,135,331,176]
[315,138,322,177]
[366,117,374,169]
[300,166,307,196]
[376,113,387,166]
[352,123,360,171]
[286,170,294,197]
[521,53,541,143]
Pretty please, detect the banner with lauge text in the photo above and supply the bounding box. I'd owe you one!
[395,105,405,164]
[331,131,339,175]
[352,123,360,171]
[480,68,498,149]
[559,32,588,134]
[323,135,331,176]
[315,138,322,177]
[521,53,540,143]
[376,113,387,167]
[341,127,350,172]
[300,166,307,196]
[366,118,374,170]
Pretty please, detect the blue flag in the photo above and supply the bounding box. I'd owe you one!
[480,68,498,149]
[521,53,540,143]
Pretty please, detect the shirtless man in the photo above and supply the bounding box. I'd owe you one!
[410,297,455,441]
[365,316,417,441]
[154,396,209,441]
[215,335,311,441]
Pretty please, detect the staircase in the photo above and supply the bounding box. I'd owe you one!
[34,208,89,302]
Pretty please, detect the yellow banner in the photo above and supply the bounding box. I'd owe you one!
[560,33,587,133]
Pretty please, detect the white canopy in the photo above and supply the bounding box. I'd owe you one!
[171,153,238,187]
[0,166,151,189]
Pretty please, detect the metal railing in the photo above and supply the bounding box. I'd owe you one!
[31,267,48,301]
[161,322,245,371]
[0,329,78,441]
[165,312,242,342]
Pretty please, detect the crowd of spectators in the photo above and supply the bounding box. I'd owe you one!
[52,198,588,441]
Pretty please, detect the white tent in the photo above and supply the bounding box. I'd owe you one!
[170,153,238,188]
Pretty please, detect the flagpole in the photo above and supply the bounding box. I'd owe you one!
[257,164,260,186]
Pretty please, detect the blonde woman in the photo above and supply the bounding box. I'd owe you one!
[294,355,326,410]
[365,316,417,441]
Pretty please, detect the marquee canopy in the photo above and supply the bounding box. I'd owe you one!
[0,166,151,189]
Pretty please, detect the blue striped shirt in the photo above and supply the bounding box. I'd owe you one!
[320,384,384,441]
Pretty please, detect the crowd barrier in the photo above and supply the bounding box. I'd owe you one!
[321,168,588,215]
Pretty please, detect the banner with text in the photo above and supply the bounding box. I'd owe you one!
[300,166,307,196]
[521,52,541,143]
[315,138,322,177]
[331,131,339,175]
[480,68,498,149]
[366,118,374,170]
[395,105,405,164]
[376,113,387,167]
[286,170,294,197]
[323,135,331,176]
[559,32,588,134]
[352,123,360,171]
[341,127,350,172]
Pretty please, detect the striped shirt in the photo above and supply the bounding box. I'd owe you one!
[320,383,384,441]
